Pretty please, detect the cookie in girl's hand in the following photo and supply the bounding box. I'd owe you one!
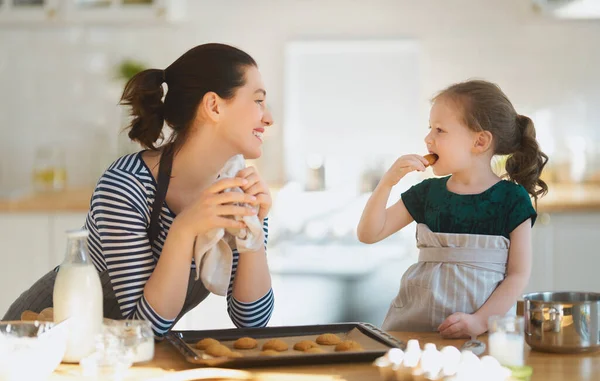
[424,153,439,167]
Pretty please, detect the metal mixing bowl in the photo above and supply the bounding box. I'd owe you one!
[523,291,600,353]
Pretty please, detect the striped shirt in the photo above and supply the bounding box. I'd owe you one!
[83,152,274,336]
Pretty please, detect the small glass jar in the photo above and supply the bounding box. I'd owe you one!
[488,315,525,367]
[103,320,154,363]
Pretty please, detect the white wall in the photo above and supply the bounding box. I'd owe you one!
[1,0,600,191]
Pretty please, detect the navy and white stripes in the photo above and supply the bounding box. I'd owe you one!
[83,152,274,336]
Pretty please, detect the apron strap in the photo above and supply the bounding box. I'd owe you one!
[148,144,174,247]
[419,248,508,273]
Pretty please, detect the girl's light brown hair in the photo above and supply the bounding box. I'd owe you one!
[434,80,548,204]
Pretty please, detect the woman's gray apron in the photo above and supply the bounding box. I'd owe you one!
[382,223,516,332]
[2,268,209,326]
[3,144,211,328]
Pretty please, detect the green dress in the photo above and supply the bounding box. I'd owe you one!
[401,176,537,238]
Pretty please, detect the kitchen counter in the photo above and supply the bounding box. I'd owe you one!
[0,188,93,213]
[48,331,599,381]
[1,183,600,213]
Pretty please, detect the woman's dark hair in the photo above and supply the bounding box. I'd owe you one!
[433,80,548,203]
[119,43,257,150]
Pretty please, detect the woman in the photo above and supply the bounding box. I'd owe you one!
[3,43,275,337]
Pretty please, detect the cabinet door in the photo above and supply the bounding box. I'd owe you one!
[526,213,555,293]
[551,213,600,292]
[0,214,52,316]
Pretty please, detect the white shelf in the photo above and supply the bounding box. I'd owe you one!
[0,0,185,25]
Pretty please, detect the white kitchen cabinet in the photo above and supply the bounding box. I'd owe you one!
[526,213,555,293]
[0,213,52,317]
[551,213,600,292]
[0,0,186,24]
[526,212,600,294]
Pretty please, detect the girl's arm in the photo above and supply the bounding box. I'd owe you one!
[357,154,428,244]
[357,186,414,244]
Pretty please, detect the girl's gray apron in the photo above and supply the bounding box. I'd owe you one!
[382,223,516,332]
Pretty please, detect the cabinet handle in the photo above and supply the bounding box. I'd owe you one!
[46,8,56,19]
[540,213,551,225]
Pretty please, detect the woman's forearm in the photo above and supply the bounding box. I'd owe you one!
[143,220,195,320]
[232,246,272,302]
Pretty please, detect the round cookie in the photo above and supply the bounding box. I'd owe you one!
[196,338,220,350]
[305,347,326,354]
[293,340,319,352]
[20,310,38,321]
[262,339,288,352]
[233,337,258,350]
[316,333,341,346]
[424,153,439,166]
[38,307,54,322]
[205,343,232,357]
[335,340,363,352]
[260,349,280,356]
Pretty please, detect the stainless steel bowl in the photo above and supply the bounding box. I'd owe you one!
[523,291,600,353]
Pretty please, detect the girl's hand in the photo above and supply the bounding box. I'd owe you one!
[438,312,487,339]
[236,166,272,222]
[380,155,429,188]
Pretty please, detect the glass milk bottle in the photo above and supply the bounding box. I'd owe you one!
[53,229,103,363]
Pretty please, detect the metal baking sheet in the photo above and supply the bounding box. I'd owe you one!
[166,322,405,368]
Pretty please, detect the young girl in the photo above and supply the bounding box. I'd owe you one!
[357,79,548,338]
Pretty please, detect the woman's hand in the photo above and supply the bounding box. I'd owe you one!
[174,177,258,237]
[236,166,272,221]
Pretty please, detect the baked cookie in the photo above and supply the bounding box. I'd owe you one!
[233,337,258,350]
[260,349,280,356]
[20,310,38,321]
[228,351,244,358]
[262,339,288,352]
[205,343,232,357]
[316,333,341,346]
[335,340,363,352]
[305,347,326,354]
[424,153,439,166]
[293,340,319,352]
[196,338,220,350]
[38,307,54,322]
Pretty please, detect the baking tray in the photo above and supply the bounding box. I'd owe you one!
[166,322,406,368]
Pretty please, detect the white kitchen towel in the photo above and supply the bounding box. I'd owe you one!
[193,155,264,296]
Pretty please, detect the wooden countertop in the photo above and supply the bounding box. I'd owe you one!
[48,331,600,381]
[0,188,93,213]
[1,183,600,213]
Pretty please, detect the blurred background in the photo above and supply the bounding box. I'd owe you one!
[1,0,599,330]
